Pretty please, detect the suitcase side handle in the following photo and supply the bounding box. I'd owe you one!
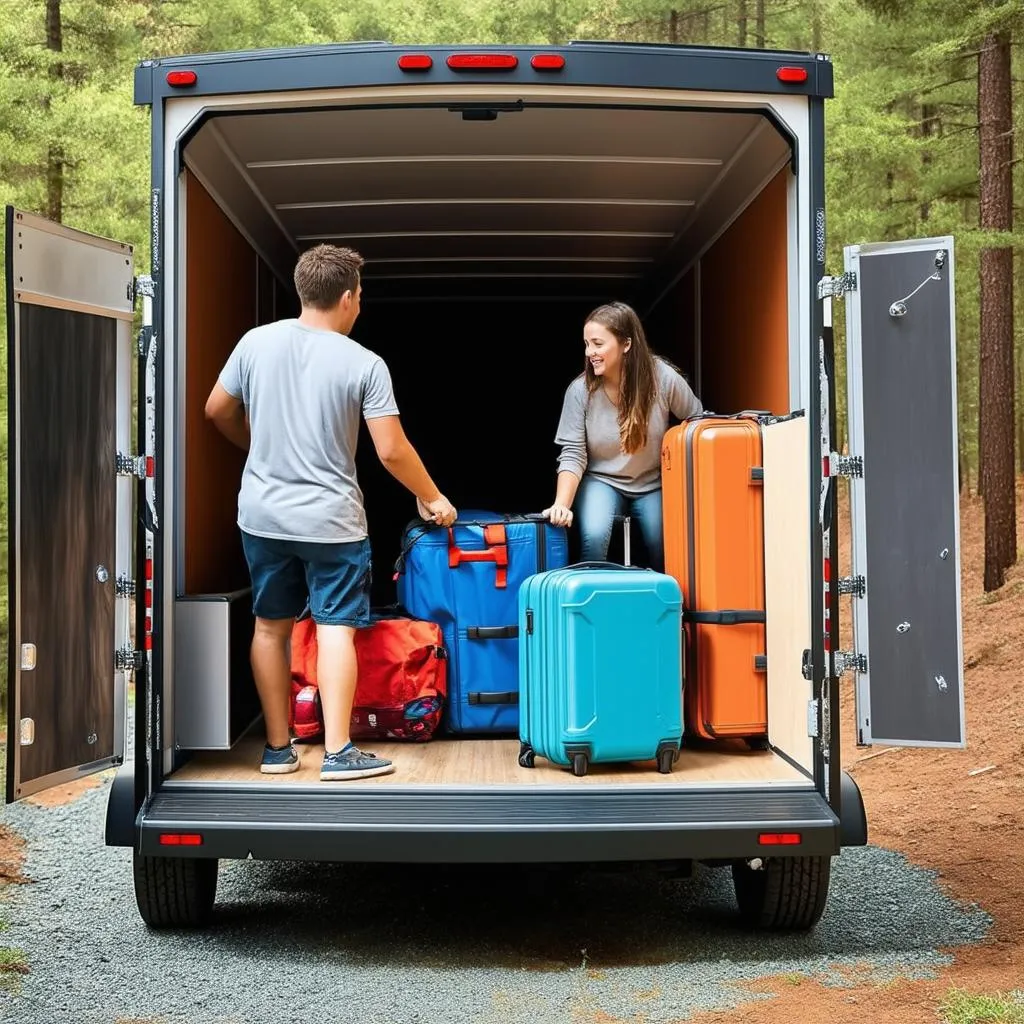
[467,691,520,705]
[466,625,519,640]
[685,609,765,626]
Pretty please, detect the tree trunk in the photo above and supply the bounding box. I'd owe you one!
[46,0,63,223]
[920,103,936,221]
[668,8,679,43]
[812,0,822,50]
[738,0,747,47]
[755,0,765,47]
[978,29,1017,590]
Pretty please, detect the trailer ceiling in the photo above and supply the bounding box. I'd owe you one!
[183,103,792,306]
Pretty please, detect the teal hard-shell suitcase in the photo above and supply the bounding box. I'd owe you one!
[517,562,684,777]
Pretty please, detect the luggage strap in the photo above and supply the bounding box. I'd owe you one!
[685,609,766,625]
[448,524,509,589]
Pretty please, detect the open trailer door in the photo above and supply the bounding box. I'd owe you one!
[5,207,138,801]
[840,236,965,749]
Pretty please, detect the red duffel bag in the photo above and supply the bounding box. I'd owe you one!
[289,612,447,742]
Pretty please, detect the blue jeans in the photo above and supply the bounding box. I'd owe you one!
[575,476,665,571]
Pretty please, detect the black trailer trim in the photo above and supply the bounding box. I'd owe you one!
[138,786,840,862]
[4,206,17,803]
[134,43,833,109]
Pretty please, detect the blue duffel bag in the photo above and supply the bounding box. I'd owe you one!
[395,511,569,734]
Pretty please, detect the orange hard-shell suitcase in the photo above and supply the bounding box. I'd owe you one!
[661,415,768,742]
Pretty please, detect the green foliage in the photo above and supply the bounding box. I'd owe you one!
[939,987,1024,1024]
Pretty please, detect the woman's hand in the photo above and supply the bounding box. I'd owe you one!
[543,503,574,528]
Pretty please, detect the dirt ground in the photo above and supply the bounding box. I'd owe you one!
[1,487,1022,1018]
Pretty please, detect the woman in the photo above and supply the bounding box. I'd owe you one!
[543,301,702,571]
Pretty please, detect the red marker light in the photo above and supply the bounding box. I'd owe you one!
[398,54,433,71]
[531,54,565,71]
[166,70,198,87]
[159,833,203,846]
[447,53,518,70]
[776,66,808,84]
[758,832,802,845]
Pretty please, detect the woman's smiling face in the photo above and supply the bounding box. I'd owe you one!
[584,320,628,379]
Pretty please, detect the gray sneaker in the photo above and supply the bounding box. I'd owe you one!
[320,745,394,781]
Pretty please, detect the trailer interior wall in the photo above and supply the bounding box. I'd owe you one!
[168,90,813,781]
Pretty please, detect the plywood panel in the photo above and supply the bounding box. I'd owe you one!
[700,169,789,415]
[184,170,258,595]
[763,414,814,773]
[170,733,809,787]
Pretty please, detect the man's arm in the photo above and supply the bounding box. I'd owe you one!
[204,381,250,451]
[364,415,455,523]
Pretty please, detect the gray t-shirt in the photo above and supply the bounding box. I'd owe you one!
[554,358,702,495]
[218,319,399,543]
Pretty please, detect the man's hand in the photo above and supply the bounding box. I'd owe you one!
[418,495,457,527]
[543,503,574,528]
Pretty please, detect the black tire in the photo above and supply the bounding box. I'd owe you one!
[571,752,588,777]
[731,855,831,931]
[518,742,536,769]
[133,851,219,929]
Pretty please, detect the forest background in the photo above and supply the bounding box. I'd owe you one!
[0,0,1020,691]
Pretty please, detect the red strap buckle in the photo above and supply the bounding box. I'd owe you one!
[448,524,509,589]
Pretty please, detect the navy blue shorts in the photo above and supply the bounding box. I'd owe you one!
[240,532,372,627]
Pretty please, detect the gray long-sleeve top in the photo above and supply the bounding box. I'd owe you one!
[554,358,702,495]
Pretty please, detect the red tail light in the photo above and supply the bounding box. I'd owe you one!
[398,54,433,71]
[166,70,198,87]
[159,833,203,846]
[447,53,518,70]
[531,54,565,70]
[776,66,808,84]
[758,832,802,845]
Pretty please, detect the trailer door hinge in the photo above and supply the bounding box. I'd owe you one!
[115,644,143,673]
[827,452,863,478]
[838,575,866,598]
[116,451,146,478]
[807,698,820,737]
[833,650,868,676]
[115,574,136,599]
[817,272,857,300]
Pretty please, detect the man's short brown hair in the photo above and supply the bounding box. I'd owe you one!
[293,244,365,310]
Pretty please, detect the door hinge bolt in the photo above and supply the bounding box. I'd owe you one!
[115,644,142,672]
[827,453,863,478]
[838,575,866,597]
[115,451,146,478]
[834,650,868,676]
[115,574,136,599]
[817,271,857,300]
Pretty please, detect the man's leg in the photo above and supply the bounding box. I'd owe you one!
[314,623,358,754]
[303,538,394,781]
[240,532,306,774]
[251,616,295,749]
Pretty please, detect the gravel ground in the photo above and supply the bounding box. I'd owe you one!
[0,778,991,1024]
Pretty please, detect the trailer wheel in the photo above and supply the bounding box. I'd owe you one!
[133,850,218,929]
[731,855,831,931]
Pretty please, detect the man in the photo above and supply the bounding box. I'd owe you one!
[205,244,457,781]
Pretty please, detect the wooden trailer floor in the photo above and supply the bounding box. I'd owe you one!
[169,730,810,788]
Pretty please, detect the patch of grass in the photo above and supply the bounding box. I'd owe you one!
[779,972,805,986]
[939,988,1024,1024]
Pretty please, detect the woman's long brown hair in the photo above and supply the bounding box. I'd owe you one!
[583,301,658,454]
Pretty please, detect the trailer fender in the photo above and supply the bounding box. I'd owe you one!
[104,761,138,848]
[840,770,868,847]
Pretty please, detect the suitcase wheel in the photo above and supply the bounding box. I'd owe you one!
[744,736,770,752]
[656,747,676,774]
[518,742,536,769]
[571,752,589,777]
